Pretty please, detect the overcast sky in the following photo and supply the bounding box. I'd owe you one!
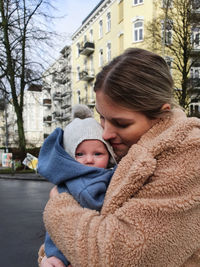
[52,0,100,46]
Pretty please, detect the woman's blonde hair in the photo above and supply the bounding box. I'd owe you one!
[94,48,177,119]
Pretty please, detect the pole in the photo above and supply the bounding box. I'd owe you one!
[4,93,9,153]
[162,0,170,57]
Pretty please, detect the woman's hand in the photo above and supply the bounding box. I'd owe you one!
[41,255,66,267]
[49,186,59,198]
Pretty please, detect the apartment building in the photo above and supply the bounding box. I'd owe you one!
[5,84,44,148]
[70,0,200,116]
[189,1,200,117]
[42,45,72,137]
[71,0,154,109]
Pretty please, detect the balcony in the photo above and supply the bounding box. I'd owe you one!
[189,103,200,118]
[191,1,200,20]
[53,111,62,120]
[43,98,52,106]
[61,91,72,98]
[61,113,71,121]
[79,42,95,56]
[62,74,71,84]
[44,133,49,139]
[80,97,95,108]
[191,45,200,55]
[53,92,62,101]
[61,103,71,109]
[43,116,52,123]
[188,78,200,91]
[79,69,95,82]
[43,86,51,92]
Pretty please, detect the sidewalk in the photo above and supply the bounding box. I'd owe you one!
[0,171,47,181]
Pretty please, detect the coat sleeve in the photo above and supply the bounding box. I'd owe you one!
[43,141,200,267]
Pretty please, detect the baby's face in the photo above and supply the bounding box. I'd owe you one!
[75,140,109,168]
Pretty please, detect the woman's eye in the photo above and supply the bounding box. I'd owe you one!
[115,122,129,128]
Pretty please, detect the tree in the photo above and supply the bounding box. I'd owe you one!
[0,0,58,159]
[146,0,200,111]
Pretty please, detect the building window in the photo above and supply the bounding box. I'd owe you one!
[77,90,80,103]
[76,43,80,57]
[118,32,124,53]
[133,19,144,42]
[83,35,87,43]
[77,66,80,81]
[161,19,173,45]
[192,28,200,49]
[107,42,111,62]
[165,56,173,73]
[192,0,200,10]
[99,49,103,67]
[161,0,173,8]
[191,67,200,78]
[99,19,103,39]
[118,0,124,23]
[133,0,143,6]
[84,84,88,102]
[106,12,111,32]
[89,29,93,42]
[90,55,94,72]
[83,58,87,71]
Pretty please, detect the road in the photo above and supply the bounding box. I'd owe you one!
[0,179,53,267]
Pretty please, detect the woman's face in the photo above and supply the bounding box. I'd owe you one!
[96,91,157,159]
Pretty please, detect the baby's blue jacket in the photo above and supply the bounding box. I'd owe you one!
[38,128,116,266]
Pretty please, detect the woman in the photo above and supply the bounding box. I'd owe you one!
[39,48,200,267]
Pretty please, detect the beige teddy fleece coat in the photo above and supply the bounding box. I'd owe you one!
[41,109,200,266]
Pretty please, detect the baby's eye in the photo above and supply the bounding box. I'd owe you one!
[95,152,102,156]
[75,153,83,157]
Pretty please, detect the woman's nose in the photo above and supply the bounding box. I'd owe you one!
[102,121,116,141]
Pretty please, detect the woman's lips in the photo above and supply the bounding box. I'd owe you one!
[111,143,123,148]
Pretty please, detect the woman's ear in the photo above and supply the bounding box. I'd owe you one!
[161,103,171,111]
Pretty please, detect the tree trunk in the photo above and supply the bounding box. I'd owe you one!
[15,106,26,161]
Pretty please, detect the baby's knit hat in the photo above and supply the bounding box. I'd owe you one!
[63,104,117,166]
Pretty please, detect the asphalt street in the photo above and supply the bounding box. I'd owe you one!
[0,178,53,267]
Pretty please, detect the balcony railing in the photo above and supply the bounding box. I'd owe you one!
[79,42,95,56]
[43,98,52,106]
[43,86,51,92]
[61,103,71,109]
[43,116,52,123]
[80,97,95,107]
[53,92,62,101]
[189,103,200,118]
[61,91,72,98]
[189,78,200,90]
[191,0,200,12]
[79,69,95,82]
[61,113,71,121]
[44,133,49,139]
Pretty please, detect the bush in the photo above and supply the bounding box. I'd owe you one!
[9,147,41,161]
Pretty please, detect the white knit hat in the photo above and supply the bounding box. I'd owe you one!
[63,104,117,166]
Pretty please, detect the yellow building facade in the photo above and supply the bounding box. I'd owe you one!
[70,0,200,116]
[71,0,158,108]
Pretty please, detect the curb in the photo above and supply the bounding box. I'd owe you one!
[0,174,47,182]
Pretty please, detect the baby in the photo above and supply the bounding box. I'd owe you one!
[38,104,116,266]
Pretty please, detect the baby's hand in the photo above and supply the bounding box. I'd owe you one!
[41,255,66,267]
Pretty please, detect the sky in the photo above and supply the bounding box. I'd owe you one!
[51,0,101,53]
